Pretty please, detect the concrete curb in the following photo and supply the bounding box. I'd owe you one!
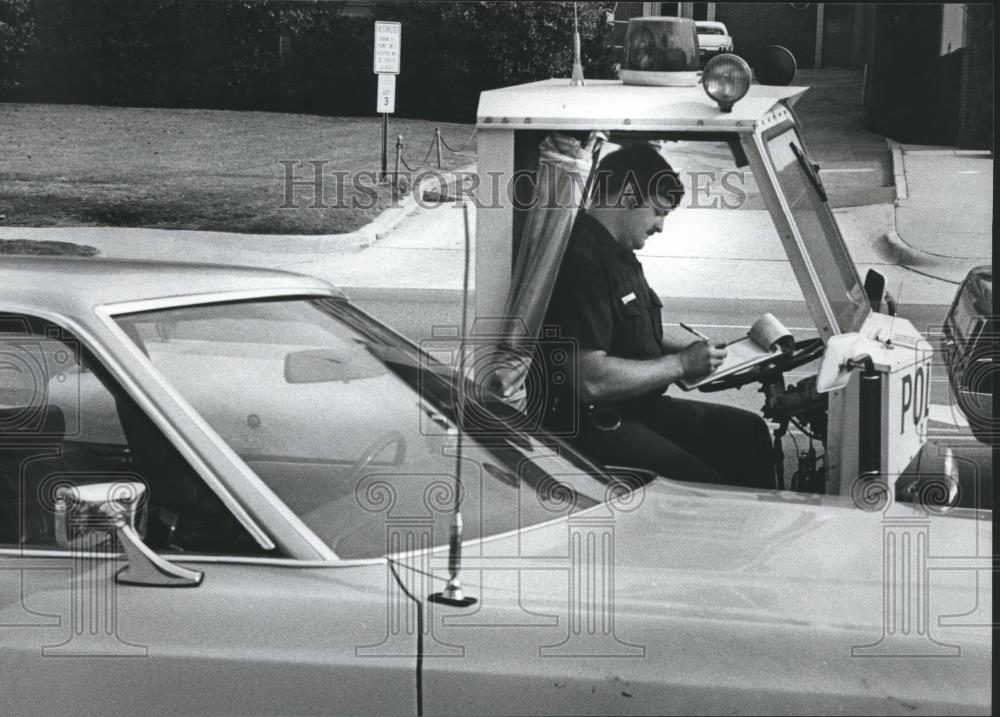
[0,225,368,262]
[879,141,990,278]
[886,138,908,201]
[360,162,477,246]
[874,230,974,284]
[0,162,478,261]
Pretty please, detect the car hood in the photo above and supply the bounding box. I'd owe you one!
[401,480,990,713]
[411,478,991,633]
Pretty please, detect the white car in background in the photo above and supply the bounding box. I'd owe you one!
[695,20,733,61]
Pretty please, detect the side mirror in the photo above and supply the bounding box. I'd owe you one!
[54,481,202,587]
[863,269,886,312]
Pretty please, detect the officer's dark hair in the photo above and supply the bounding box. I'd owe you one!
[588,143,684,211]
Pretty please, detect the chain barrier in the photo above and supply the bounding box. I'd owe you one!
[397,133,438,173]
[438,126,478,154]
[391,126,478,185]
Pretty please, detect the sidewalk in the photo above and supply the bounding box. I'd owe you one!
[876,144,993,283]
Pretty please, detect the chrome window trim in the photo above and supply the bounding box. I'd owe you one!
[0,496,634,569]
[95,289,340,561]
[0,299,280,553]
[0,548,376,568]
[98,287,343,316]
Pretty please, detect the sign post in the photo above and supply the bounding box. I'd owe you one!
[374,21,401,183]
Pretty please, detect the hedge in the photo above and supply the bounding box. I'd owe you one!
[0,0,617,121]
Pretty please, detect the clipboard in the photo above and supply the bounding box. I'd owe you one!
[678,313,794,390]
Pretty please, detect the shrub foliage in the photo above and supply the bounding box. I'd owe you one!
[0,0,616,120]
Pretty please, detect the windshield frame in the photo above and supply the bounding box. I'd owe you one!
[101,291,634,564]
[747,119,870,339]
[97,288,341,561]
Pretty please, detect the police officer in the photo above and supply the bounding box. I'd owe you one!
[541,143,774,489]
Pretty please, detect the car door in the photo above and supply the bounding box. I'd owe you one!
[0,313,419,717]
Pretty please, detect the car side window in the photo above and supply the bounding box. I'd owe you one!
[0,314,267,556]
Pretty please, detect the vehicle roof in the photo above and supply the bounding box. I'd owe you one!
[695,20,727,29]
[0,256,340,318]
[477,78,806,132]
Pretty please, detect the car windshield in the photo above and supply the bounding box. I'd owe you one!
[764,126,869,333]
[115,298,637,559]
[698,27,726,35]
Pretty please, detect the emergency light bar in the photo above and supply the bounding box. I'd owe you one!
[621,16,701,87]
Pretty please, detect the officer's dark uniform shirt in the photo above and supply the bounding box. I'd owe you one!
[542,212,667,429]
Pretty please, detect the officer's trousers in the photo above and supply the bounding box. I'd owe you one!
[568,395,775,490]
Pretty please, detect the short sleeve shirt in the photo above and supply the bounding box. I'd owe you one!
[542,212,666,412]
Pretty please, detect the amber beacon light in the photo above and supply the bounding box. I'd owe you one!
[702,53,751,112]
[621,17,701,87]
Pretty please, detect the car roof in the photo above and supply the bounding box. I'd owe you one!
[695,21,727,29]
[0,256,340,319]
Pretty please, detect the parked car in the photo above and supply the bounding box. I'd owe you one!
[695,20,733,62]
[941,265,994,445]
[0,256,991,716]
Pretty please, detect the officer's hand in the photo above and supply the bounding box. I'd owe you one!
[678,340,727,377]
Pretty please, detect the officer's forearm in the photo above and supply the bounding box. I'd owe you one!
[578,351,685,403]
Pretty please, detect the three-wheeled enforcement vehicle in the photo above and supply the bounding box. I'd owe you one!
[467,53,990,511]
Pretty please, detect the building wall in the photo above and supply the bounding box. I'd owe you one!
[865,4,943,143]
[957,3,993,149]
[864,3,992,149]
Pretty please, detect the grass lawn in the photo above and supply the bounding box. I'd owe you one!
[0,104,476,234]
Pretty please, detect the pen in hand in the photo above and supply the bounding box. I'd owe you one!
[679,322,727,349]
[679,322,709,341]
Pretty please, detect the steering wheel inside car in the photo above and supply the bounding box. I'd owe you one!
[344,431,408,484]
[697,338,825,392]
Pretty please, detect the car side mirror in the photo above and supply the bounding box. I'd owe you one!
[863,269,886,312]
[54,481,202,587]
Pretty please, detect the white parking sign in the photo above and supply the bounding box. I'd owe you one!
[377,73,396,114]
[374,21,401,74]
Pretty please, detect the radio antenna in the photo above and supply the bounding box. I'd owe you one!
[429,199,477,607]
[571,2,585,86]
[886,279,903,346]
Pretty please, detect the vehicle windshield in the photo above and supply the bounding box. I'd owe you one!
[764,126,869,333]
[697,27,726,35]
[115,298,637,559]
